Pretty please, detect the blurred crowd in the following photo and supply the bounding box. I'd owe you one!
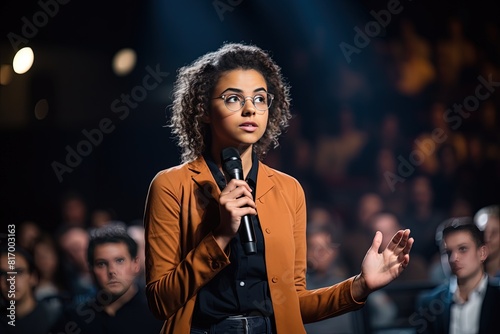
[278,15,500,333]
[1,15,499,334]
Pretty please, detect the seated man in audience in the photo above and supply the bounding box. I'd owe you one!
[0,246,58,334]
[414,218,500,334]
[53,225,163,333]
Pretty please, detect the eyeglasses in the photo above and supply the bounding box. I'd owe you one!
[213,92,274,113]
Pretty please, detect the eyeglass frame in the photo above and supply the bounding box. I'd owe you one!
[212,92,274,113]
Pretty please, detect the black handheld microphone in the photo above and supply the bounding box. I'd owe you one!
[221,147,257,255]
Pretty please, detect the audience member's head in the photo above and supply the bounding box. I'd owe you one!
[18,221,41,253]
[356,192,384,230]
[87,225,139,299]
[410,175,434,209]
[439,217,488,282]
[0,247,38,315]
[60,191,88,227]
[32,233,64,291]
[91,209,115,229]
[57,226,89,273]
[127,224,146,279]
[307,204,338,229]
[449,197,473,217]
[307,224,341,276]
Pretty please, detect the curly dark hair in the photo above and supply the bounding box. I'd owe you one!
[170,42,292,163]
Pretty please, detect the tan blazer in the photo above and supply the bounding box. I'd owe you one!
[144,156,364,333]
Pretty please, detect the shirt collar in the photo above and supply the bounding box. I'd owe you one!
[450,273,488,304]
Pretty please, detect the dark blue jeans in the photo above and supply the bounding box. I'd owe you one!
[190,315,274,334]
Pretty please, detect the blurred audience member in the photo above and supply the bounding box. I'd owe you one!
[18,221,41,253]
[342,192,384,276]
[315,105,368,182]
[127,223,146,288]
[0,247,58,334]
[475,205,500,278]
[448,196,473,218]
[306,223,347,283]
[413,102,467,176]
[91,208,115,229]
[371,147,409,214]
[356,192,385,230]
[305,223,352,334]
[60,191,88,227]
[404,175,445,264]
[32,233,67,323]
[57,225,96,306]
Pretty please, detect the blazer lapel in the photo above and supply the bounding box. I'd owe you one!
[443,289,452,334]
[479,283,493,333]
[188,157,221,200]
[255,162,275,202]
[188,157,221,240]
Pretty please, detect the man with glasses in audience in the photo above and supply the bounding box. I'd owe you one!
[0,246,57,334]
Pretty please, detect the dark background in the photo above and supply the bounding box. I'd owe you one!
[1,0,499,230]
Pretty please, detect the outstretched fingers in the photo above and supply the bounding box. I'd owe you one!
[397,236,414,270]
[387,229,411,253]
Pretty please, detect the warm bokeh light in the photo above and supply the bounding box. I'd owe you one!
[13,47,35,74]
[112,48,137,76]
[0,64,13,85]
[34,99,49,120]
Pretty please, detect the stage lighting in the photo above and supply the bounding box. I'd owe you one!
[13,47,34,74]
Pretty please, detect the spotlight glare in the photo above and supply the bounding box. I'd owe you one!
[13,47,35,74]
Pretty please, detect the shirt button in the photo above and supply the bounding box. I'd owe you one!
[265,228,271,234]
[240,281,245,287]
[272,276,278,283]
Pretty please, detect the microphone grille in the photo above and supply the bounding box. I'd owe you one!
[221,147,242,175]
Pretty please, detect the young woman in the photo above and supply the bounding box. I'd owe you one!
[144,43,414,334]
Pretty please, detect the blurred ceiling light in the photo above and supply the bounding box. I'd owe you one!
[13,47,34,74]
[0,64,13,85]
[112,48,137,76]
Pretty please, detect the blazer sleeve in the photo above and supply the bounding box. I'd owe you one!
[143,170,230,320]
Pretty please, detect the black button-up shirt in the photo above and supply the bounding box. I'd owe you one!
[192,152,274,325]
